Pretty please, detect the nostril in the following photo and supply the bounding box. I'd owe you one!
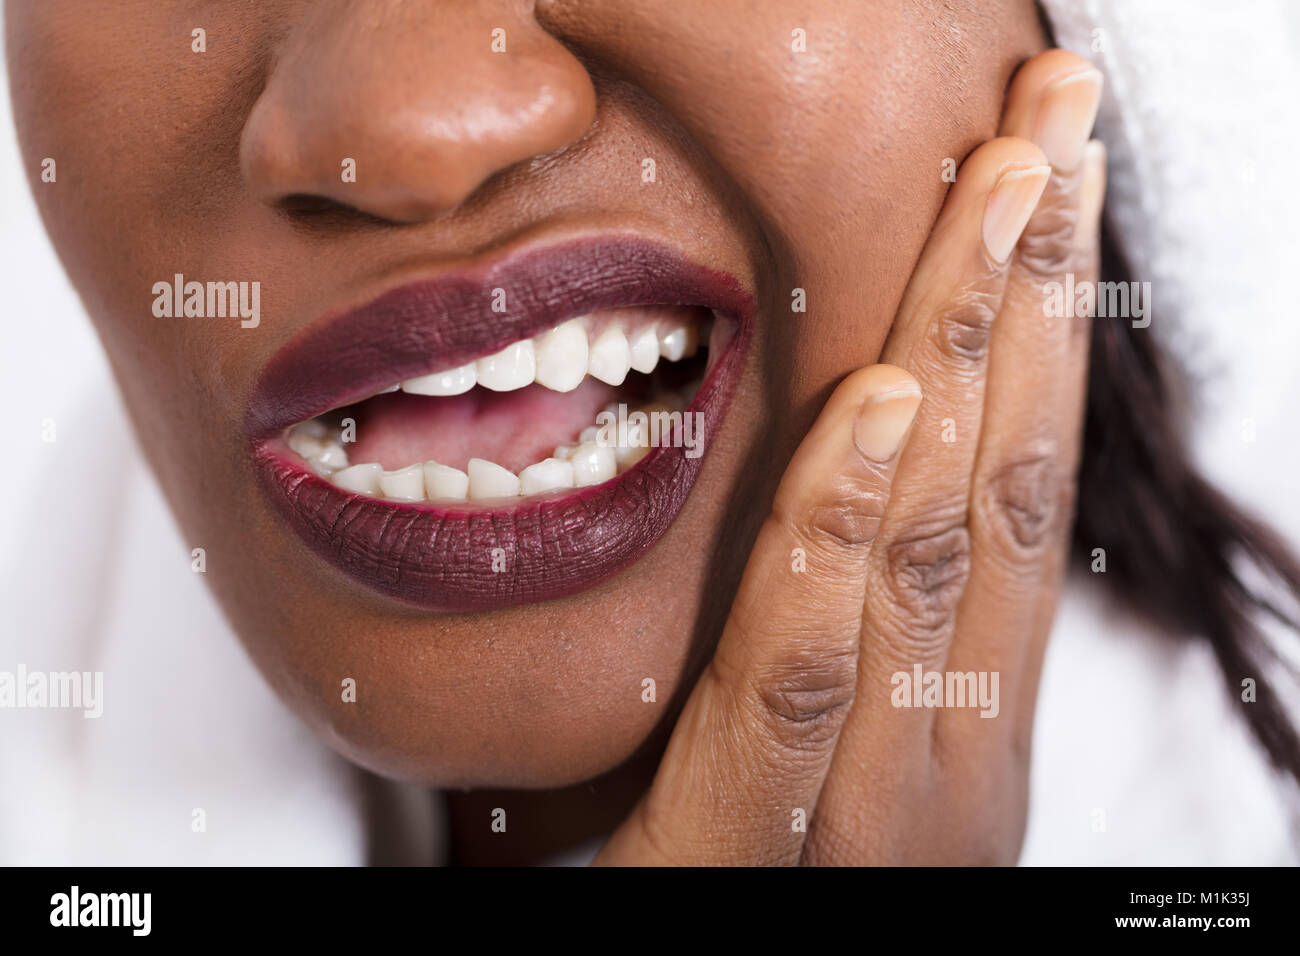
[274,194,399,230]
[279,194,349,216]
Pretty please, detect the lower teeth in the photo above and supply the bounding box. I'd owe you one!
[286,385,697,503]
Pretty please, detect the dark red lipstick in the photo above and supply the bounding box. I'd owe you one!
[246,237,753,611]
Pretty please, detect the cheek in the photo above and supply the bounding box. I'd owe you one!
[7,2,291,562]
[542,0,1005,419]
[7,2,265,381]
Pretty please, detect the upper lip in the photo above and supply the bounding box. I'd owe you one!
[245,235,750,439]
[244,234,755,611]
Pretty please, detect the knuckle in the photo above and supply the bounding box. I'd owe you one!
[978,453,1072,556]
[803,469,890,547]
[1014,193,1079,278]
[881,516,972,646]
[933,288,1000,366]
[808,506,883,546]
[734,646,860,751]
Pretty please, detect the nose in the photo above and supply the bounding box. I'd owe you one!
[240,0,596,222]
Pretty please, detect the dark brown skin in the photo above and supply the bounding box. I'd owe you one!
[8,1,1102,864]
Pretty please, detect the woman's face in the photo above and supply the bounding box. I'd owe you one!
[7,0,1042,786]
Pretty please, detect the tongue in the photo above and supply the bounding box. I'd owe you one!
[342,379,619,473]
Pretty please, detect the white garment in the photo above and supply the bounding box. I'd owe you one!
[0,376,423,864]
[2,3,1297,865]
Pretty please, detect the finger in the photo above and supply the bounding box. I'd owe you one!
[938,55,1104,768]
[999,49,1104,174]
[861,139,1049,699]
[1014,140,1106,736]
[804,139,1050,863]
[865,139,1048,681]
[986,55,1108,748]
[595,365,921,866]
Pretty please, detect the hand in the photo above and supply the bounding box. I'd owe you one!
[597,50,1106,865]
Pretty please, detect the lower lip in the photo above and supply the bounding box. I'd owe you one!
[251,264,752,612]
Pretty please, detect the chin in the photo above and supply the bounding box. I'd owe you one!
[233,593,701,789]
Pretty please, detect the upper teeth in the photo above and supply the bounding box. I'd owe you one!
[587,327,632,386]
[629,326,660,373]
[401,363,476,397]
[398,317,698,396]
[533,320,588,392]
[282,311,712,505]
[475,340,535,392]
[658,324,697,362]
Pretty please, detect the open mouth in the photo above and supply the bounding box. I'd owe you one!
[286,305,722,503]
[246,237,753,611]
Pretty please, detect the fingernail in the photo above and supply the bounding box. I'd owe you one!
[854,384,922,462]
[982,165,1051,264]
[1033,68,1103,172]
[1074,139,1107,251]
